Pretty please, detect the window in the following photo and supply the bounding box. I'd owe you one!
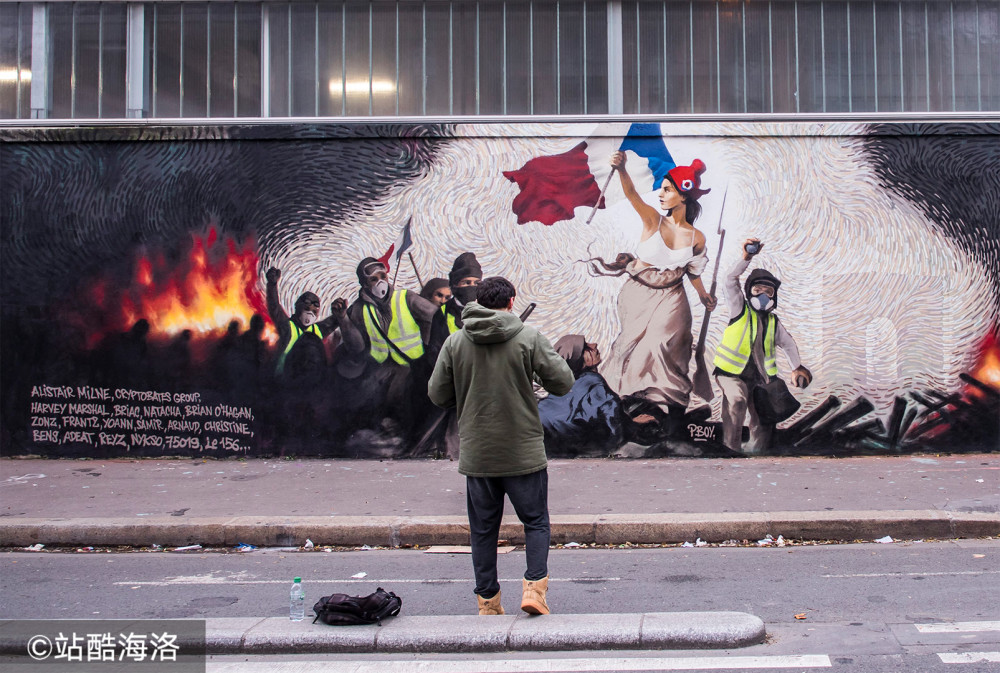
[3,0,997,120]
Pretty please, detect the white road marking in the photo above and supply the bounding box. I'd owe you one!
[115,577,621,587]
[937,651,1000,663]
[822,571,1000,579]
[207,654,832,672]
[916,621,1000,633]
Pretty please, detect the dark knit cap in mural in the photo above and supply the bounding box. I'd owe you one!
[449,252,483,286]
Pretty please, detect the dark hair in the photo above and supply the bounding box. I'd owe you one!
[419,277,449,301]
[664,174,702,225]
[476,276,516,309]
[582,252,686,290]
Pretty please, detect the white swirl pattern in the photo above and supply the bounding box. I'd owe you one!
[264,122,997,421]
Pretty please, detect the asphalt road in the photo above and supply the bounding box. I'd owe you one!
[4,540,999,671]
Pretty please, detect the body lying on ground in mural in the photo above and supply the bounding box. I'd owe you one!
[539,334,625,456]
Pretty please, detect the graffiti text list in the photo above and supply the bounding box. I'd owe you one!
[29,385,253,454]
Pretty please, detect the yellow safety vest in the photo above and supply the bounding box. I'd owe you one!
[364,289,425,366]
[713,305,778,377]
[441,305,460,334]
[275,321,323,374]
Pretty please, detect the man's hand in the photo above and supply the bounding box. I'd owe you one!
[266,267,281,284]
[331,298,348,321]
[791,365,812,388]
[700,293,718,311]
[742,238,762,261]
[610,150,627,171]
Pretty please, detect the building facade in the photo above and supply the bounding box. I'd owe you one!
[2,2,998,460]
[2,0,998,120]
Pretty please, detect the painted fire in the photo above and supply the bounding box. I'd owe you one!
[82,229,275,346]
[970,330,1000,394]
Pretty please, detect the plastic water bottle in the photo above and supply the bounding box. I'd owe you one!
[289,577,305,621]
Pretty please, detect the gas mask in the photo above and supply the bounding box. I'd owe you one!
[750,293,775,312]
[371,279,390,300]
[298,310,318,326]
[744,270,781,313]
[452,285,479,305]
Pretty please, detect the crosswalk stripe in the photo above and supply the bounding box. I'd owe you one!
[207,655,832,672]
[822,571,1000,579]
[916,621,1000,633]
[937,652,1000,663]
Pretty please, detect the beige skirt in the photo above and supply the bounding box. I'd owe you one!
[600,266,693,411]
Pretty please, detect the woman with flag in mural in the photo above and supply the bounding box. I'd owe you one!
[591,150,716,435]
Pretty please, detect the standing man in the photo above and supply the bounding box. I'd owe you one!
[713,239,813,454]
[428,277,574,616]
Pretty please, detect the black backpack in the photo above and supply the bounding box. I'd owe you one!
[312,587,402,626]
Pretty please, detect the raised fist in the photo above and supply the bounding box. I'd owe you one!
[266,267,281,284]
[331,298,348,317]
[742,239,763,261]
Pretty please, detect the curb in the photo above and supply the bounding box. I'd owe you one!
[2,511,997,548]
[204,612,766,654]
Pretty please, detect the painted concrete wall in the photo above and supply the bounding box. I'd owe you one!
[1,121,997,458]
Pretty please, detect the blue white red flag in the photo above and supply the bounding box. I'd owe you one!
[377,218,413,274]
[502,123,676,226]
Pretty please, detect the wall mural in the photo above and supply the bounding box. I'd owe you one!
[1,121,998,459]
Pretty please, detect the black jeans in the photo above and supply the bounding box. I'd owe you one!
[466,469,550,598]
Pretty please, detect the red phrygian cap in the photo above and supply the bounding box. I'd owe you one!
[667,159,710,200]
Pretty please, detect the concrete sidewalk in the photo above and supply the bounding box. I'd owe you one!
[1,455,998,547]
[0,613,766,654]
[206,612,766,653]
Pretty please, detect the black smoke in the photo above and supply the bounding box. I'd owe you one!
[0,123,455,307]
[861,123,1000,307]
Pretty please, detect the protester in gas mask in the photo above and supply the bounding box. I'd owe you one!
[333,257,438,441]
[266,267,340,383]
[336,257,437,369]
[712,239,812,454]
[428,252,484,361]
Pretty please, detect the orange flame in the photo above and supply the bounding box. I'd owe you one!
[969,330,1000,393]
[108,229,275,345]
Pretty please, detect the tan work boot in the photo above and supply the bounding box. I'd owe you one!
[477,591,504,615]
[520,576,550,615]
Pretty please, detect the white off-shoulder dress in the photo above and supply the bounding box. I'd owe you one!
[601,226,708,412]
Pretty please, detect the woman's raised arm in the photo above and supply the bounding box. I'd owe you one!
[611,151,659,234]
